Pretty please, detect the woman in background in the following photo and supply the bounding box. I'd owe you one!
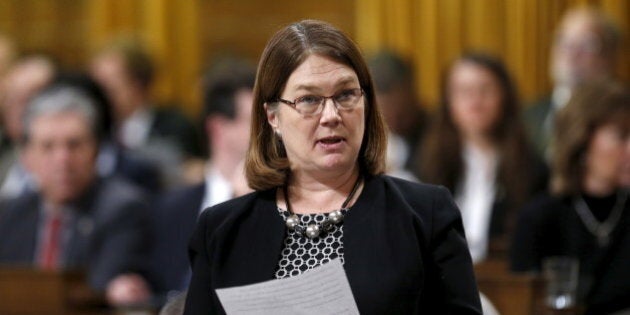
[418,53,547,262]
[511,82,629,314]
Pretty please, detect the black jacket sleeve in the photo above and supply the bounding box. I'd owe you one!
[183,209,219,314]
[411,185,482,314]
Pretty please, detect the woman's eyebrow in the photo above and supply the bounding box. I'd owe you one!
[293,76,359,93]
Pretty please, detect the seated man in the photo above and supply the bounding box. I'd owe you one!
[0,84,152,307]
[150,57,255,303]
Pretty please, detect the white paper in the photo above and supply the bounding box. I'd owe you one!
[215,259,359,315]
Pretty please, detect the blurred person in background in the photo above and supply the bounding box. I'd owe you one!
[511,81,629,315]
[418,53,547,263]
[90,38,201,189]
[54,72,162,194]
[150,56,255,305]
[0,34,16,78]
[524,6,621,159]
[0,82,154,308]
[0,54,55,199]
[368,50,426,181]
[0,34,17,123]
[0,34,17,198]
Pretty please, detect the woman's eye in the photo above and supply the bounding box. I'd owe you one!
[297,95,321,105]
[336,89,357,102]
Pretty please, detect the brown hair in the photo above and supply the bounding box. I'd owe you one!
[245,20,387,191]
[419,52,542,215]
[96,37,154,90]
[551,81,629,196]
[558,6,622,57]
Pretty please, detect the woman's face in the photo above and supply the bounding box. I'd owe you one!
[266,54,365,176]
[584,123,627,188]
[448,61,504,137]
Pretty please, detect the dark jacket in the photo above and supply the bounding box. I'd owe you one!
[150,107,202,158]
[150,183,205,295]
[184,175,482,314]
[0,177,152,290]
[511,192,630,314]
[523,95,553,159]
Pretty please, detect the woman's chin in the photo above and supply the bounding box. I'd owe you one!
[315,156,357,173]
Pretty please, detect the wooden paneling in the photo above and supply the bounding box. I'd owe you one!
[195,0,355,115]
[0,0,354,117]
[0,0,627,116]
[0,268,105,315]
[0,0,87,69]
[197,0,355,63]
[356,0,629,108]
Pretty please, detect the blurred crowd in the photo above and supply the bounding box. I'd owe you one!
[0,5,628,314]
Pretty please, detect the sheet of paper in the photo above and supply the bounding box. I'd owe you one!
[215,259,359,315]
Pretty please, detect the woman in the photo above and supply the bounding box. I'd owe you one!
[184,20,481,314]
[511,82,630,314]
[418,53,547,262]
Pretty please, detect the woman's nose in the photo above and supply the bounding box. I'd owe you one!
[319,99,341,124]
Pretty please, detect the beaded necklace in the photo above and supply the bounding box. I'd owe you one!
[283,174,362,239]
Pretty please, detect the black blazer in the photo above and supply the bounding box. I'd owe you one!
[184,175,481,314]
[150,183,205,295]
[510,193,630,314]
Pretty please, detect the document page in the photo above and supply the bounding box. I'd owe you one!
[215,259,359,315]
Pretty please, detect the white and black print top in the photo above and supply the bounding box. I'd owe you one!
[274,208,347,279]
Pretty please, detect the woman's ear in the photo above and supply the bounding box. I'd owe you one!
[264,103,279,129]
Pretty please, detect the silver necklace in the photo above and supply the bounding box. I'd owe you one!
[573,191,627,247]
[283,175,362,239]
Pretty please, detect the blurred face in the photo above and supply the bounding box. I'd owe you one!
[448,61,503,138]
[376,85,415,136]
[90,53,141,121]
[24,111,98,206]
[0,59,53,141]
[213,88,253,158]
[551,13,610,88]
[584,123,627,189]
[266,54,365,175]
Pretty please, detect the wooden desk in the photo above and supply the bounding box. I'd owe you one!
[475,260,545,315]
[0,268,106,315]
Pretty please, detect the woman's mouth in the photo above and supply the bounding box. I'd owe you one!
[316,136,345,149]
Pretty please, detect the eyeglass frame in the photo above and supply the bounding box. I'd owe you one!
[274,88,365,117]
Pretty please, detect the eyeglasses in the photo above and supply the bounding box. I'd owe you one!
[276,88,364,117]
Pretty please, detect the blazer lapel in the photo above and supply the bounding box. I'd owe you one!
[17,196,41,263]
[215,190,286,287]
[343,176,383,304]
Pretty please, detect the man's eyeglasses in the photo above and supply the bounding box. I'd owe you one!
[275,88,364,117]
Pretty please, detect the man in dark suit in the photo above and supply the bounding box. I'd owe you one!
[0,84,153,307]
[90,38,201,188]
[150,57,255,302]
[523,7,621,159]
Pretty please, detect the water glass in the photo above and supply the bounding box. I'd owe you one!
[543,256,579,310]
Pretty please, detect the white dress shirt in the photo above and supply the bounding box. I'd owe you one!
[118,107,154,149]
[199,165,234,213]
[454,142,499,263]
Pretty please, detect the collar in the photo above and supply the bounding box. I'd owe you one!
[551,86,572,111]
[200,164,234,211]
